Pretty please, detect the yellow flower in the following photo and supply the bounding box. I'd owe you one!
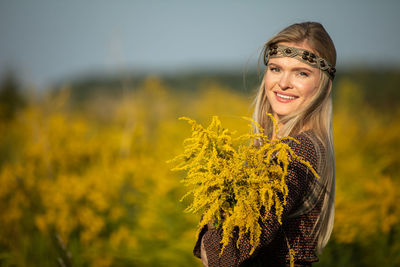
[168,114,319,256]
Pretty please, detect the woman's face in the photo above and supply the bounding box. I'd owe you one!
[265,42,321,121]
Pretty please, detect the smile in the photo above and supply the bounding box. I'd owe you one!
[275,92,298,102]
[276,93,296,100]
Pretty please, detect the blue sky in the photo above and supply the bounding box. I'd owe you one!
[1,0,399,88]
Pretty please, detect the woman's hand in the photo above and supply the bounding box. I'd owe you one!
[207,222,216,230]
[207,210,226,230]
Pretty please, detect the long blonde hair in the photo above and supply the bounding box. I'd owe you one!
[252,22,336,254]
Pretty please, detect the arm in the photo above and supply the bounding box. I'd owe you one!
[196,133,319,266]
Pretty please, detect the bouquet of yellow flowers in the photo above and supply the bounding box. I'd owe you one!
[168,114,319,257]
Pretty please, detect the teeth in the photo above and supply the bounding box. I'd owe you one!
[277,93,296,100]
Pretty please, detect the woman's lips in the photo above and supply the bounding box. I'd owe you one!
[274,92,298,103]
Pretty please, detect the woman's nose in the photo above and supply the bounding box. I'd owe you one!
[278,73,292,90]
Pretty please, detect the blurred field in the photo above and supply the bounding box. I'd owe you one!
[0,71,400,266]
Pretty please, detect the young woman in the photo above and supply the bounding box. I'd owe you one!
[193,22,337,266]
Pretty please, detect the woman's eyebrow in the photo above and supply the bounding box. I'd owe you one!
[267,62,280,67]
[292,67,313,72]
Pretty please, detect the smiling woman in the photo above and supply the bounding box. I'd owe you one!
[194,22,337,266]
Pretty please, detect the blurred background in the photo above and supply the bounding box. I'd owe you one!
[1,0,400,266]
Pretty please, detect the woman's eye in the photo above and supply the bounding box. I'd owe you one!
[270,67,280,72]
[299,72,309,77]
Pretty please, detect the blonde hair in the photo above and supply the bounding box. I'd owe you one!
[252,22,336,254]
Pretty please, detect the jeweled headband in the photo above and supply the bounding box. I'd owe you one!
[264,44,336,80]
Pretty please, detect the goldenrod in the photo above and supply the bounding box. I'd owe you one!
[169,114,319,256]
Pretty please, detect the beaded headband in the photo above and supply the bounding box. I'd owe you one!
[264,44,336,80]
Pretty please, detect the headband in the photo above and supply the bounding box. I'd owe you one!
[264,44,336,80]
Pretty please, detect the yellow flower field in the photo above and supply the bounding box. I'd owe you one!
[0,75,399,266]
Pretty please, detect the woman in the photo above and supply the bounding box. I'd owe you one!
[193,22,336,266]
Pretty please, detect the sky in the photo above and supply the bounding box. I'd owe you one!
[1,0,399,89]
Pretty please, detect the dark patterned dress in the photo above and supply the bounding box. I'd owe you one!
[193,130,325,267]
